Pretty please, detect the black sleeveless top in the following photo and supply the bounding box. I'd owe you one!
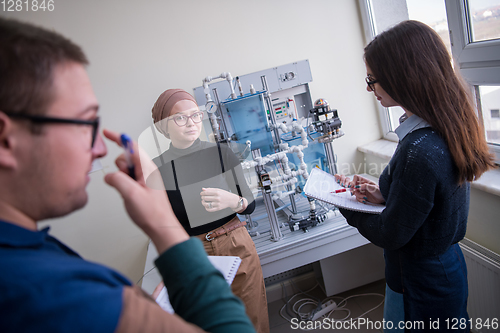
[150,139,255,236]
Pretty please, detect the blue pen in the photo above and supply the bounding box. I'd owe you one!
[120,134,136,180]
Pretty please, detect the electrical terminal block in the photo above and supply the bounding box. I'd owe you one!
[311,300,337,321]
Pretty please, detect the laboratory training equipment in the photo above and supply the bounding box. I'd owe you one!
[193,60,344,239]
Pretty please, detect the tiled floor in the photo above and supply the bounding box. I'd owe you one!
[268,279,386,333]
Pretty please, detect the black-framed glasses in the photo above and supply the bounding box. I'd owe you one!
[3,112,100,148]
[168,111,204,126]
[365,76,378,91]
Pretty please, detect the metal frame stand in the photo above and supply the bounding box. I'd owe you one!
[252,149,283,242]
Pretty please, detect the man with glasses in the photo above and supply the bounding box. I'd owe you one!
[0,17,254,333]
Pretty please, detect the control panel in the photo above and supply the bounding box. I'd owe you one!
[270,97,298,125]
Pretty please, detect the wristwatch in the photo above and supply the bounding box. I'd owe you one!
[235,197,244,211]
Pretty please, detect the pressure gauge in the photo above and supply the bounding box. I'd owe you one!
[205,101,217,114]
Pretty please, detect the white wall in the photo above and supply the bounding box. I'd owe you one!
[467,188,500,255]
[3,0,381,282]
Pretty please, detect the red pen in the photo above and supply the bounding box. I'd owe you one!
[331,188,347,193]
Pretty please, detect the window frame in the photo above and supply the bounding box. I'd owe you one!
[357,0,400,142]
[359,0,500,160]
[445,0,500,79]
[445,0,500,162]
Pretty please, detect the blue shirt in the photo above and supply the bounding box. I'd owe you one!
[0,220,131,333]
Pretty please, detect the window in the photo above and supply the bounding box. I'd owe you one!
[358,0,408,141]
[467,0,500,42]
[446,0,500,162]
[359,0,500,161]
[358,0,451,141]
[478,86,500,144]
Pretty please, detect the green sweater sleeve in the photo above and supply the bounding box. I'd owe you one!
[154,238,255,333]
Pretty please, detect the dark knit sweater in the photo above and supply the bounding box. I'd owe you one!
[151,139,255,236]
[340,127,470,258]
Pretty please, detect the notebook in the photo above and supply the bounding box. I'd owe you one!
[155,255,242,313]
[207,255,242,285]
[303,168,385,214]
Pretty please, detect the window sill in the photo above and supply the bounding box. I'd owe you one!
[357,139,397,160]
[358,139,500,197]
[471,168,500,197]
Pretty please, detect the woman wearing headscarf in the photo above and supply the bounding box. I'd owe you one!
[150,89,269,333]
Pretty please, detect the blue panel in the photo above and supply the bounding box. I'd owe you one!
[222,92,275,156]
[281,130,329,187]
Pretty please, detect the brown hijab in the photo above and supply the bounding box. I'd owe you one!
[152,89,198,136]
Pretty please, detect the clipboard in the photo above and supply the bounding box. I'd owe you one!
[303,168,385,214]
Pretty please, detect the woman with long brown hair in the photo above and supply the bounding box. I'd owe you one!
[336,20,495,332]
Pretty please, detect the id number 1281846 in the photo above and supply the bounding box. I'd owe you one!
[1,0,54,12]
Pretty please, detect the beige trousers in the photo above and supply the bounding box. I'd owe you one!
[196,223,270,333]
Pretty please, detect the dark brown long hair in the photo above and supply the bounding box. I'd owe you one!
[364,20,495,183]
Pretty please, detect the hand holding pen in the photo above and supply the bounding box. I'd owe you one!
[334,174,385,205]
[102,129,189,254]
[120,134,136,180]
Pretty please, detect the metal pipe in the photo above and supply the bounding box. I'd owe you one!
[324,141,338,174]
[261,75,281,147]
[252,149,283,241]
[212,88,229,142]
